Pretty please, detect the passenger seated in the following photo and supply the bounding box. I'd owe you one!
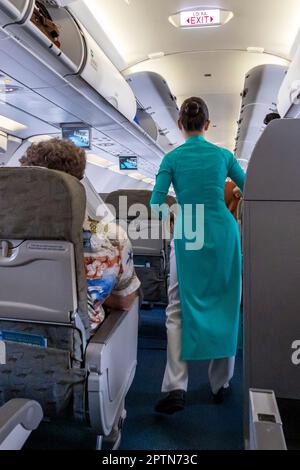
[19,139,140,330]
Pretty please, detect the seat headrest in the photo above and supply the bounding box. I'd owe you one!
[0,167,90,335]
[0,167,86,241]
[105,189,177,220]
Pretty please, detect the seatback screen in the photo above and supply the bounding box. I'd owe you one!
[119,156,138,170]
[61,124,91,149]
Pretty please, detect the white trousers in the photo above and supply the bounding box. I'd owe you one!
[162,242,236,395]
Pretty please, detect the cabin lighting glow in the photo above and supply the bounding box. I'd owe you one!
[143,177,155,185]
[29,135,57,143]
[87,154,112,168]
[169,8,234,29]
[0,115,26,132]
[148,52,165,60]
[129,172,147,181]
[110,164,127,174]
[247,47,265,54]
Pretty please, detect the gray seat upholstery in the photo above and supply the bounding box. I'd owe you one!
[104,189,176,221]
[0,167,89,334]
[105,189,176,305]
[0,168,139,448]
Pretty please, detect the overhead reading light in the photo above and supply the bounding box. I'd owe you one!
[169,8,234,29]
[0,85,22,94]
[0,115,26,132]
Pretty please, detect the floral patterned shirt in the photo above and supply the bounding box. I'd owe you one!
[83,217,140,330]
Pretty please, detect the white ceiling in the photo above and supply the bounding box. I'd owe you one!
[82,0,300,150]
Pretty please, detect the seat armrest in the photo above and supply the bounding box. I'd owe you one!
[86,298,139,374]
[0,399,43,450]
[88,310,129,346]
[86,298,139,435]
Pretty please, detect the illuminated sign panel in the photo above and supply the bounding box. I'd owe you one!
[180,9,221,27]
[169,9,233,29]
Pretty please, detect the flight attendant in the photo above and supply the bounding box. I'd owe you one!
[150,97,246,414]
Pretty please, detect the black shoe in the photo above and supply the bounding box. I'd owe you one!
[212,386,231,405]
[155,390,186,415]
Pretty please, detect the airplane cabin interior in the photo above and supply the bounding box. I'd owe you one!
[0,0,300,455]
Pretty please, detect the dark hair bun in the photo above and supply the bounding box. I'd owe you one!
[179,97,209,132]
[185,101,201,117]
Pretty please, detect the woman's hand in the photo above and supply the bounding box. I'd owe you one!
[233,187,242,199]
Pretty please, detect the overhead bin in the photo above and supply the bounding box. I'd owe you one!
[237,124,264,143]
[240,64,287,108]
[235,140,256,161]
[278,45,300,118]
[238,104,275,133]
[235,64,287,163]
[0,1,164,173]
[40,4,85,71]
[126,71,183,147]
[135,108,176,152]
[1,1,84,78]
[136,109,159,142]
[0,0,32,27]
[78,22,137,122]
[0,1,137,121]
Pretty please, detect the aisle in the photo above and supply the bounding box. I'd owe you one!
[120,308,244,450]
[25,308,243,450]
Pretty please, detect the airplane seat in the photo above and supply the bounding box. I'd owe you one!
[0,167,139,448]
[243,118,300,448]
[0,399,43,450]
[105,189,176,306]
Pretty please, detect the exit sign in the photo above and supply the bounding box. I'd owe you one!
[169,9,233,29]
[180,9,221,27]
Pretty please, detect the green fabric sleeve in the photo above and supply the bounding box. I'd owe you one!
[226,150,246,191]
[150,154,173,218]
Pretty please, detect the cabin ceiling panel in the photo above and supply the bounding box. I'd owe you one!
[89,0,300,67]
[86,0,298,151]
